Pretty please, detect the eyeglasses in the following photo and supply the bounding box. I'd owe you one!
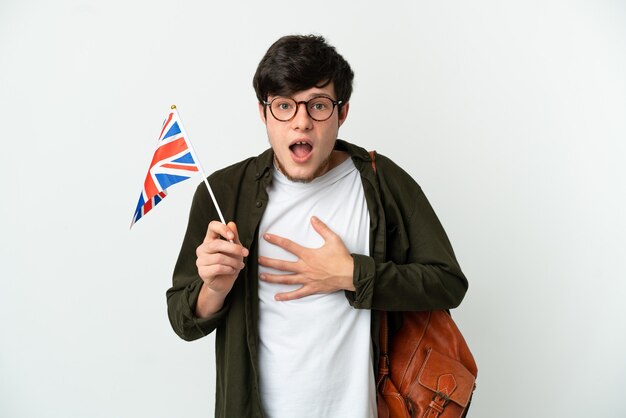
[263,96,343,122]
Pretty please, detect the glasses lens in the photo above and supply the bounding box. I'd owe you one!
[270,98,297,121]
[307,97,334,121]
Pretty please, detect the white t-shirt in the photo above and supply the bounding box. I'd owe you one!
[258,157,376,418]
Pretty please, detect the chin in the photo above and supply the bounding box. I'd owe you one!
[283,169,316,183]
[275,156,331,183]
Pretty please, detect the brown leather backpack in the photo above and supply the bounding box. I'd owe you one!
[377,310,478,418]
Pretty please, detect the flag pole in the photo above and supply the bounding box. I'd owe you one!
[170,105,227,225]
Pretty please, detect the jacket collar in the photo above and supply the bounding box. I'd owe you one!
[253,147,274,182]
[334,138,371,164]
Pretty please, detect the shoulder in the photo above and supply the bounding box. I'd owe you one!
[336,138,424,197]
[374,153,422,191]
[337,139,419,184]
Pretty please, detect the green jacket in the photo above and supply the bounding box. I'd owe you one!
[167,139,468,418]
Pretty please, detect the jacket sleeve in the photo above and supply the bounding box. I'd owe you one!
[166,182,230,341]
[346,155,468,311]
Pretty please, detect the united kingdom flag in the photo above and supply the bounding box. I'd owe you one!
[131,109,200,227]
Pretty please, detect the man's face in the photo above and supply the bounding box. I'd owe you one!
[259,83,349,183]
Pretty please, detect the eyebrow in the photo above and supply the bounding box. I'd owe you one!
[273,94,334,101]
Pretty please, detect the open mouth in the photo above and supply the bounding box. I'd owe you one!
[289,141,313,160]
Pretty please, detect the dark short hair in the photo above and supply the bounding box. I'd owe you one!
[253,35,354,105]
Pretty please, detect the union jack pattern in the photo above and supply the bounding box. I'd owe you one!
[131,110,199,227]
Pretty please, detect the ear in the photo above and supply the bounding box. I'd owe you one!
[258,102,267,124]
[338,102,350,127]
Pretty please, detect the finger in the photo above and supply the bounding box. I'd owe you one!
[258,255,300,273]
[227,221,242,246]
[263,233,304,257]
[259,273,304,285]
[205,220,235,242]
[274,286,315,302]
[198,238,248,258]
[203,222,248,257]
[197,252,245,271]
[197,264,239,278]
[310,216,338,242]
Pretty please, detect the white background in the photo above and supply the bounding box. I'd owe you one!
[1,1,625,417]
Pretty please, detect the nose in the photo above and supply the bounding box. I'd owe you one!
[291,102,313,130]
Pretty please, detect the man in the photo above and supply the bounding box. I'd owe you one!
[167,35,468,418]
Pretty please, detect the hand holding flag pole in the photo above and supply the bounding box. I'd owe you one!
[131,105,226,228]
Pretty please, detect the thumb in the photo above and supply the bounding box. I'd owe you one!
[227,222,249,257]
[227,221,242,245]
